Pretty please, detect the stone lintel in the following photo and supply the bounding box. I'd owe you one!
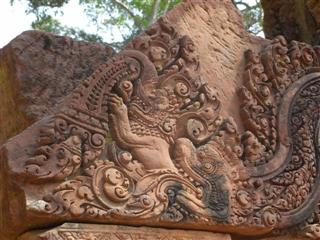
[18,223,232,240]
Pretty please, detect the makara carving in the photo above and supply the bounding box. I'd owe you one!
[9,17,320,238]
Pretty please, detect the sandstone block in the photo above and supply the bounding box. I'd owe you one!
[0,31,114,144]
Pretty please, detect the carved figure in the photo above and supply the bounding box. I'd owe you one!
[15,17,231,224]
[6,17,320,239]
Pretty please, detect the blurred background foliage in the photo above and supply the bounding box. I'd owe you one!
[10,0,263,49]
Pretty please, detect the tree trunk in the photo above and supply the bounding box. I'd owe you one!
[262,0,320,44]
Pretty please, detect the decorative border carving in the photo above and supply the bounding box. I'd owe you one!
[35,223,229,240]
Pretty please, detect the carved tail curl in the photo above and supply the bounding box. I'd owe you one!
[239,36,320,231]
[277,72,320,228]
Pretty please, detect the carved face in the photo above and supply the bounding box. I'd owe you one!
[149,89,170,110]
[149,45,169,71]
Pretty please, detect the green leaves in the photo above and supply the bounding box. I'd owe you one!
[31,14,63,33]
[234,0,263,35]
[12,0,263,47]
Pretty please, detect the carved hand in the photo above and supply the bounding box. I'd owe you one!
[108,93,128,121]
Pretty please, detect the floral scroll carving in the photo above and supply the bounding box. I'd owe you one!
[237,36,320,238]
[11,17,320,238]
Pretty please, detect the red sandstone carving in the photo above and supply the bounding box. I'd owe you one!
[2,14,320,240]
[20,17,231,223]
[19,223,230,240]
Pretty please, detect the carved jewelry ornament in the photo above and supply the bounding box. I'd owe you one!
[12,17,320,238]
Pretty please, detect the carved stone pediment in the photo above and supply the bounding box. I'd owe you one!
[2,1,320,240]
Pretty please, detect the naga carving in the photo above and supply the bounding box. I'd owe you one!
[9,17,320,239]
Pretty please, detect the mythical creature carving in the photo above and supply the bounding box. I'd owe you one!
[19,17,233,225]
[235,36,320,238]
[11,17,320,238]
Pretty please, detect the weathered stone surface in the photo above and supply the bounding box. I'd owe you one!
[18,223,232,240]
[0,30,114,145]
[0,2,263,239]
[0,1,270,239]
[2,1,320,240]
[166,0,267,128]
[261,0,320,44]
